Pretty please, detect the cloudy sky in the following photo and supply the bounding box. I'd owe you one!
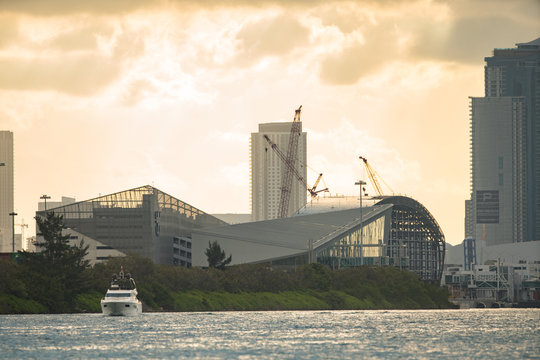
[1,0,538,245]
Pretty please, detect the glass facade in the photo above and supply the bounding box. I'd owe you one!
[317,215,386,268]
[269,196,445,282]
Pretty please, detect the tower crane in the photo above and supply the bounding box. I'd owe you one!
[359,156,394,197]
[263,135,328,217]
[277,105,303,218]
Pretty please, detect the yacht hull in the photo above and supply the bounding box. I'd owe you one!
[101,300,142,316]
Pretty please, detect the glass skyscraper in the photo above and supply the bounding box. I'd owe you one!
[467,37,540,244]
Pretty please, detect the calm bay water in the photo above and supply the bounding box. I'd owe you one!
[0,309,538,359]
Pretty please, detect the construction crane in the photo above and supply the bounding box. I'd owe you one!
[275,105,302,218]
[310,173,329,195]
[263,135,328,216]
[359,156,394,197]
[15,219,28,250]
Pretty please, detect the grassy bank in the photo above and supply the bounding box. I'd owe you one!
[0,289,451,314]
[166,289,439,312]
[0,255,455,314]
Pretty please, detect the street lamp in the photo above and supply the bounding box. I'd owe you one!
[355,180,366,266]
[9,212,17,253]
[40,195,51,211]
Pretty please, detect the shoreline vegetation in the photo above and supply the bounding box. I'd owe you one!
[0,254,456,314]
[0,213,455,314]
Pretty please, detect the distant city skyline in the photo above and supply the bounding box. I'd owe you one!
[0,1,539,245]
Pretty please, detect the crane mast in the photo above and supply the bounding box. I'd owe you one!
[311,173,324,193]
[359,156,394,197]
[278,105,302,218]
[263,135,327,216]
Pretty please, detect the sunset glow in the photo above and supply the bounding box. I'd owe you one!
[1,0,539,244]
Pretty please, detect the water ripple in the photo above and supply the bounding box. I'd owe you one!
[0,309,538,359]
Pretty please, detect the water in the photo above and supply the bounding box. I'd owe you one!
[0,309,538,359]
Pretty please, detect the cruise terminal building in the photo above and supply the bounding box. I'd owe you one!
[192,195,445,282]
[37,186,445,282]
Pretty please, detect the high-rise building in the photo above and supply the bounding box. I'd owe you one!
[466,37,540,244]
[469,97,526,244]
[250,122,307,221]
[0,131,14,253]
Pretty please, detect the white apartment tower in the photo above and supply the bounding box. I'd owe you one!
[250,122,307,221]
[0,131,14,252]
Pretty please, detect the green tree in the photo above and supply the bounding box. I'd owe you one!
[205,241,232,270]
[18,212,90,312]
[31,212,89,268]
[299,263,332,291]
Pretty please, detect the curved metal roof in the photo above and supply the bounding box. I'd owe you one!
[375,195,445,243]
[191,204,393,265]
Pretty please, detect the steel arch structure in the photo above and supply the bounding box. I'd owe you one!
[376,196,446,282]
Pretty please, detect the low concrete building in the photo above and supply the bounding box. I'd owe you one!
[446,238,540,266]
[442,262,540,307]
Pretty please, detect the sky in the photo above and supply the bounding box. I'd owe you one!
[0,0,539,245]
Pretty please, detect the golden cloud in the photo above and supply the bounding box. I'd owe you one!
[0,56,121,95]
[0,0,418,16]
[319,28,398,85]
[0,16,19,48]
[235,14,310,63]
[411,16,539,63]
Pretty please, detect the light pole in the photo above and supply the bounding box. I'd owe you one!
[40,194,51,211]
[355,180,366,266]
[9,212,17,253]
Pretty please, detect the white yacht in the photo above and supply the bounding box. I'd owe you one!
[101,268,142,316]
